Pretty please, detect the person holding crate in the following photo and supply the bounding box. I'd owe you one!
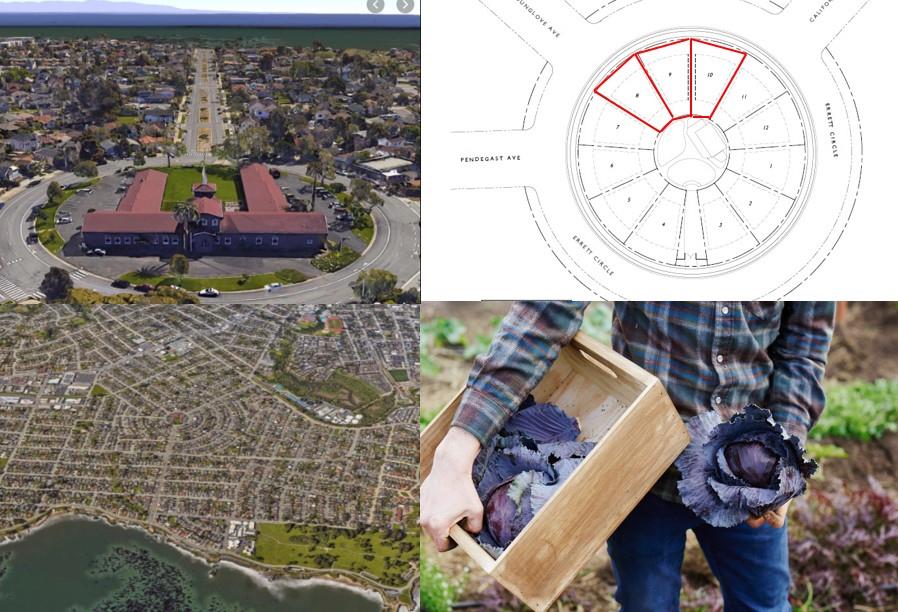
[421,301,835,611]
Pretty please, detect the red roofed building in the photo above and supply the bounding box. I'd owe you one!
[240,163,288,212]
[82,164,328,257]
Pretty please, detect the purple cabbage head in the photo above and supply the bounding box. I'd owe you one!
[472,400,595,557]
[676,404,817,528]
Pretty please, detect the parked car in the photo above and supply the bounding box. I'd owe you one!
[27,180,41,188]
[0,202,5,211]
[77,188,92,195]
[56,217,72,225]
[134,284,153,293]
[269,168,281,179]
[265,283,283,292]
[86,248,106,256]
[198,288,221,298]
[26,232,38,244]
[111,279,130,289]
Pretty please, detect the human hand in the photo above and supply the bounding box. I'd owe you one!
[421,427,484,552]
[747,500,790,529]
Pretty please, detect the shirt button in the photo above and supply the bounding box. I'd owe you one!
[721,306,730,315]
[716,354,724,363]
[715,396,722,405]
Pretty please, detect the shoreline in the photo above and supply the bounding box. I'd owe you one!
[0,511,389,610]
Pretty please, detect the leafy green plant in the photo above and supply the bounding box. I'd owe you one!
[420,317,467,378]
[811,379,898,441]
[805,442,848,461]
[421,317,468,350]
[581,303,613,344]
[421,553,464,612]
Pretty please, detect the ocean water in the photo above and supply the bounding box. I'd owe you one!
[0,517,383,611]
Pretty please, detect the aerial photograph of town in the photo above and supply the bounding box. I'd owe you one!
[0,303,420,610]
[0,0,421,305]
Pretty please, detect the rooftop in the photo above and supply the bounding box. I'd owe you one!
[240,163,288,213]
[117,169,168,213]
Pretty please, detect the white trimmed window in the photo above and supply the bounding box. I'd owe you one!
[272,236,279,246]
[153,237,159,245]
[255,237,263,246]
[172,236,179,245]
[114,237,122,245]
[306,239,315,245]
[212,218,219,227]
[224,237,232,245]
[105,236,112,245]
[124,237,132,245]
[163,236,169,245]
[201,219,208,226]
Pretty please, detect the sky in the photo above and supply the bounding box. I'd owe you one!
[0,0,421,14]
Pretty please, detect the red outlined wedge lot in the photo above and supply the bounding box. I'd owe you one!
[593,38,748,133]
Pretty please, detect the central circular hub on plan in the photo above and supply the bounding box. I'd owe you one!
[654,118,729,190]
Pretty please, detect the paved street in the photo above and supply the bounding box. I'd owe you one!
[183,49,229,157]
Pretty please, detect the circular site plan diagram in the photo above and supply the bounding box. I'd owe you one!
[570,32,815,276]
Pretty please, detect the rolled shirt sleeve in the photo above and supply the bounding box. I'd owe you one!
[451,301,588,446]
[765,301,836,442]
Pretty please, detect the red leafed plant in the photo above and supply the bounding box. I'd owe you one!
[790,479,898,610]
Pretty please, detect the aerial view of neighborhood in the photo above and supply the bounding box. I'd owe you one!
[0,13,420,305]
[0,304,420,609]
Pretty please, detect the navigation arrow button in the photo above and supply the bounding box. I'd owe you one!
[397,0,415,14]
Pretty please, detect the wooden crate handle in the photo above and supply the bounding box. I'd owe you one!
[449,524,498,569]
[569,332,656,386]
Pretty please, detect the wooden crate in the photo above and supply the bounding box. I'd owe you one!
[421,332,690,611]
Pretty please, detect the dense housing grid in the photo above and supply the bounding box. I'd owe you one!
[0,305,419,599]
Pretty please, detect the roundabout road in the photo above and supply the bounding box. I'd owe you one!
[0,157,421,304]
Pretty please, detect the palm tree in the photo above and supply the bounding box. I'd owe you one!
[172,201,199,252]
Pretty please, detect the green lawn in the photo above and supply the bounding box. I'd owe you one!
[118,269,306,293]
[389,369,409,383]
[116,115,139,125]
[330,369,383,405]
[90,385,109,397]
[0,457,7,471]
[253,523,417,587]
[158,166,241,210]
[273,368,394,424]
[352,212,375,245]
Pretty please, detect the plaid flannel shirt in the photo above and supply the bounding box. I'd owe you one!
[451,301,835,504]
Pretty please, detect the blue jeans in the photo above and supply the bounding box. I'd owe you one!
[607,493,791,612]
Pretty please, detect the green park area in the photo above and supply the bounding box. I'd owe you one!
[118,269,306,293]
[116,115,139,126]
[273,368,394,424]
[159,166,241,210]
[0,457,7,472]
[253,523,417,587]
[89,385,109,397]
[389,369,409,383]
